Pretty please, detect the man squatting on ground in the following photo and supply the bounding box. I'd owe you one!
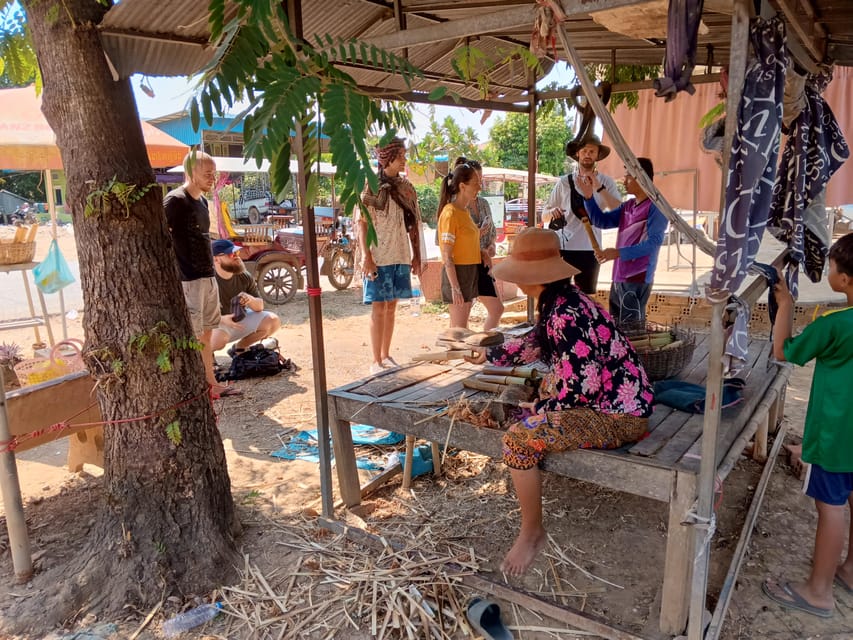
[208,239,281,358]
[164,150,228,396]
[541,134,621,295]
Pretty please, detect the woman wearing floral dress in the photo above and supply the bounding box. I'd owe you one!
[470,227,654,576]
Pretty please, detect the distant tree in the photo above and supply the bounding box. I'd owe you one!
[415,181,441,227]
[410,108,481,177]
[0,171,45,201]
[487,109,572,177]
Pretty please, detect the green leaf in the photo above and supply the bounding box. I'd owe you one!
[189,100,200,132]
[165,420,182,446]
[428,86,447,101]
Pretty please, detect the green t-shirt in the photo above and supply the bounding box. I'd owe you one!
[215,271,259,316]
[783,306,853,472]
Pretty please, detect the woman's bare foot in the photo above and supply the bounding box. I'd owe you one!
[500,529,547,576]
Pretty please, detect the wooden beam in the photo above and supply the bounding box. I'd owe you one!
[362,0,653,50]
[537,73,722,101]
[361,88,529,113]
[773,0,825,61]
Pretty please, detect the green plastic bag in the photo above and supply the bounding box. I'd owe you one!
[33,239,75,294]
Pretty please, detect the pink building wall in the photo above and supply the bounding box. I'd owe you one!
[596,66,852,212]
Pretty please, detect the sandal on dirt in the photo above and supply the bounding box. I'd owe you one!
[835,573,853,595]
[762,578,833,618]
[466,597,512,640]
[210,385,243,399]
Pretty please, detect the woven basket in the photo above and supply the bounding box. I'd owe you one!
[0,241,36,265]
[622,324,696,381]
[14,339,86,387]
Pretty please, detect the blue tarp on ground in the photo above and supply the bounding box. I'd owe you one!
[270,424,406,471]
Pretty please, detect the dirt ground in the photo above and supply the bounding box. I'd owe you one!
[0,227,850,640]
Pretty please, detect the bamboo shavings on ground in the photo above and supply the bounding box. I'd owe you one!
[215,519,484,639]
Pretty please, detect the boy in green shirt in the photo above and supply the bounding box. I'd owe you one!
[762,232,853,618]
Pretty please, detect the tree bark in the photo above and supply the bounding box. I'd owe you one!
[14,0,240,626]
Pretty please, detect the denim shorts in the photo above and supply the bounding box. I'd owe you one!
[363,264,412,303]
[804,463,853,506]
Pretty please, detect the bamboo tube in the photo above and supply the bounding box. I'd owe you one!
[581,217,601,252]
[462,378,505,393]
[475,374,528,386]
[482,365,538,379]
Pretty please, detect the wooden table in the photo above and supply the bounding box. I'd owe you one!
[327,333,790,633]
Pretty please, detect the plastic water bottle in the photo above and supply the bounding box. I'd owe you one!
[162,603,222,637]
[411,275,423,317]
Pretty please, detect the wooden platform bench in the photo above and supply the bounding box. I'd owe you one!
[327,332,790,635]
[4,370,104,472]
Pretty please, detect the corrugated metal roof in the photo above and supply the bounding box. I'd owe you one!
[99,0,852,97]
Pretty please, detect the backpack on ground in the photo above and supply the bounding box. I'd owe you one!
[216,344,293,382]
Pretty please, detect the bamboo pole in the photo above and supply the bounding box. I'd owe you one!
[554,26,717,258]
[687,1,751,637]
[0,372,33,581]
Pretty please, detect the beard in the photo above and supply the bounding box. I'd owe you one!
[578,158,596,172]
[220,259,245,274]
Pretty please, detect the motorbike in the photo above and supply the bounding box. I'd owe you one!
[8,205,38,226]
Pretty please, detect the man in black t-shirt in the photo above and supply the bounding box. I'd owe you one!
[209,239,281,357]
[164,151,237,397]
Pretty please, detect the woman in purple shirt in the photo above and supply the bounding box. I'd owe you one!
[581,157,667,326]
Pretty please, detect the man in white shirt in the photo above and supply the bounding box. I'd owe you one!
[541,135,622,294]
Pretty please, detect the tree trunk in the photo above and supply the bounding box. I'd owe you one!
[15,0,240,626]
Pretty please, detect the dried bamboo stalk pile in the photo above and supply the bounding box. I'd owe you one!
[215,521,485,639]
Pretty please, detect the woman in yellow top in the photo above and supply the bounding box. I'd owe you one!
[437,162,482,328]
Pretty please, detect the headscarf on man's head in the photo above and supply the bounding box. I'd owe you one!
[362,136,421,266]
[375,137,406,169]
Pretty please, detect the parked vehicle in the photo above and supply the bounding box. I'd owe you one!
[231,188,278,224]
[232,220,354,305]
[7,204,38,226]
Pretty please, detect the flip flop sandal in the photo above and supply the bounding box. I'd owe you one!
[466,597,513,640]
[835,574,853,595]
[210,385,243,399]
[762,579,833,618]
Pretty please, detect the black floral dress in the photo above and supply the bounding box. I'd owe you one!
[487,284,654,470]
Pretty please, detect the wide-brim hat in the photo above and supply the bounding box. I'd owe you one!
[566,134,611,161]
[491,228,580,285]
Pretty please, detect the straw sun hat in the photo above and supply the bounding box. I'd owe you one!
[491,228,580,285]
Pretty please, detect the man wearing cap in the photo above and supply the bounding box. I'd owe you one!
[541,135,622,295]
[579,157,668,325]
[209,239,281,358]
[164,150,229,396]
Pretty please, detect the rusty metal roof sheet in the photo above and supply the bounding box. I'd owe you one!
[99,0,852,98]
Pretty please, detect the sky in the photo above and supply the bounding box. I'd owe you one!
[130,62,577,146]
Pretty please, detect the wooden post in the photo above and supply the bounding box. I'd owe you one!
[687,1,751,637]
[526,89,537,324]
[0,372,33,581]
[660,471,697,634]
[401,434,415,490]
